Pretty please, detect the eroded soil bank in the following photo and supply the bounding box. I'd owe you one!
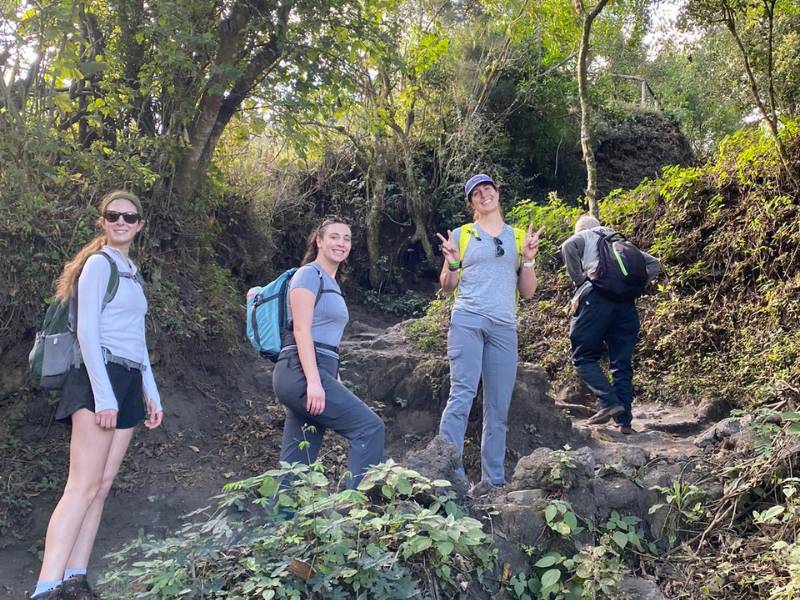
[1,312,727,598]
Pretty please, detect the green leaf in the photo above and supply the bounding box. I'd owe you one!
[563,511,578,530]
[534,553,563,568]
[613,531,628,549]
[540,568,561,588]
[545,504,558,523]
[437,541,454,557]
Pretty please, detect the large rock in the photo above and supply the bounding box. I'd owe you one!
[402,435,469,497]
[621,575,665,600]
[511,446,595,492]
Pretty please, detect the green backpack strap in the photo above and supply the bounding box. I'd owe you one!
[457,224,480,283]
[513,227,525,268]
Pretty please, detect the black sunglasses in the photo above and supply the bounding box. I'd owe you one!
[493,237,504,257]
[104,211,141,224]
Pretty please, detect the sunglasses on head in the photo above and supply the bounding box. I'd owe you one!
[104,211,141,224]
[493,237,505,257]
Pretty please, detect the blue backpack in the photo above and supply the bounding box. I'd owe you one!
[245,266,327,362]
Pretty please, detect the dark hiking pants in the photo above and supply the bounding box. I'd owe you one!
[273,349,385,489]
[569,289,640,427]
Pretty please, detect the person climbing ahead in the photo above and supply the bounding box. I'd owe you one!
[561,214,661,434]
[436,173,543,497]
[272,217,384,489]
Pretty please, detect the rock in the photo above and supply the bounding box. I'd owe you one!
[620,575,664,600]
[592,445,650,471]
[591,476,651,519]
[496,502,548,546]
[402,436,469,497]
[694,416,747,447]
[511,447,594,492]
[554,379,595,407]
[507,489,547,504]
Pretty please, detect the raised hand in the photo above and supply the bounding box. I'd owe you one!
[436,230,460,264]
[523,223,545,261]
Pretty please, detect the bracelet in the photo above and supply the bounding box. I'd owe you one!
[522,260,536,268]
[447,261,462,271]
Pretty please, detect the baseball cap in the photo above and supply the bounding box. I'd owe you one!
[464,174,496,198]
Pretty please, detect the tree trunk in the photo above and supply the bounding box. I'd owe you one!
[394,130,436,270]
[366,158,387,289]
[575,0,610,218]
[173,1,290,201]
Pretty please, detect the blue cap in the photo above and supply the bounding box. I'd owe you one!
[464,173,496,198]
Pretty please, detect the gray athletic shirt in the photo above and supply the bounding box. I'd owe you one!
[77,247,161,414]
[286,262,348,357]
[452,223,519,326]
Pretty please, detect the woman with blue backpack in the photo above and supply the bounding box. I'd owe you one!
[272,216,384,489]
[436,174,543,498]
[30,190,163,600]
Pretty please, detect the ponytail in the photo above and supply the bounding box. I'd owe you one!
[55,233,107,301]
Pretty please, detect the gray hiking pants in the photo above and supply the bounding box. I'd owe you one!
[439,310,518,485]
[273,349,385,488]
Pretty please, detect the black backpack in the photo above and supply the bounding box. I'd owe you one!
[588,231,648,302]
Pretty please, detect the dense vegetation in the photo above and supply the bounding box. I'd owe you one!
[3,0,800,598]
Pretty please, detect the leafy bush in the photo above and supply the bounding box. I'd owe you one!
[102,460,496,599]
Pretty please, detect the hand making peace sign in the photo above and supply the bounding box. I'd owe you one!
[523,223,545,262]
[436,230,460,264]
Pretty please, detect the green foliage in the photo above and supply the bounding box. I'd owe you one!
[102,460,495,599]
[404,292,453,353]
[508,193,584,268]
[649,481,706,546]
[507,503,646,600]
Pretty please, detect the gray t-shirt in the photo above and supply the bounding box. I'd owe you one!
[287,262,348,357]
[452,223,519,326]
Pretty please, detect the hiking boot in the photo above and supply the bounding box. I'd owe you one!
[467,480,502,499]
[586,404,624,425]
[619,425,636,435]
[30,588,62,600]
[59,576,99,600]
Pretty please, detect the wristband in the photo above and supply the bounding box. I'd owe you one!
[447,261,462,271]
[522,260,536,268]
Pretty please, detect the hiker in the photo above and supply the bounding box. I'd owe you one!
[436,174,543,496]
[272,217,384,489]
[31,190,163,600]
[561,214,661,434]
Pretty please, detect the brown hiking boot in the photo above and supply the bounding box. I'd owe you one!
[619,425,636,435]
[30,587,62,600]
[59,576,99,600]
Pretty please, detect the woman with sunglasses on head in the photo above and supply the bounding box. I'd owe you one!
[435,174,543,498]
[30,191,163,600]
[272,217,384,490]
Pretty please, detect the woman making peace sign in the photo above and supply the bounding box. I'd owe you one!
[436,174,542,497]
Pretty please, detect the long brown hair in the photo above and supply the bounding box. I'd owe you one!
[301,216,352,265]
[55,190,144,301]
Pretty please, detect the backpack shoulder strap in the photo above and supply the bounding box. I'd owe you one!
[512,227,526,267]
[92,251,120,310]
[458,224,478,262]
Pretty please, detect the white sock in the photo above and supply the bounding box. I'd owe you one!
[64,567,88,579]
[32,580,61,597]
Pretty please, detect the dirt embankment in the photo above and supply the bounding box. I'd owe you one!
[1,305,727,598]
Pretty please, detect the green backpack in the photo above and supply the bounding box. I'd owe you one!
[29,252,121,390]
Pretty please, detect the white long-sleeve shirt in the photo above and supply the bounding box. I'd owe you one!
[76,246,161,413]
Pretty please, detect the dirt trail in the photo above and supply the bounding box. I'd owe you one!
[0,307,721,598]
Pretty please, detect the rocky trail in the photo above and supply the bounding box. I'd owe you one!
[0,309,731,598]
